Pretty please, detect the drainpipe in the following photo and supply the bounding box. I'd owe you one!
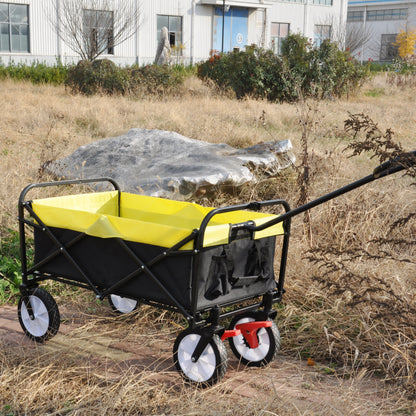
[56,0,61,62]
[361,5,366,63]
[222,0,225,52]
[135,0,139,65]
[303,0,309,38]
[191,0,196,65]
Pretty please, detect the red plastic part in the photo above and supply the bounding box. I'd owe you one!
[235,321,272,349]
[221,329,241,342]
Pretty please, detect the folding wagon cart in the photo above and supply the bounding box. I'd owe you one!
[16,151,415,385]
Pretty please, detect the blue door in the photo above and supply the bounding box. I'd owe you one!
[213,7,248,53]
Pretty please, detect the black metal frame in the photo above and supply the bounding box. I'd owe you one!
[18,150,416,336]
[18,178,292,328]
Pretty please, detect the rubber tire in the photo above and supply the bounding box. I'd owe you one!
[18,287,60,343]
[228,312,281,367]
[173,328,228,387]
[108,294,138,314]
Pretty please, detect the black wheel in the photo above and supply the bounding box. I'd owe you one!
[228,312,281,367]
[18,287,60,343]
[173,328,228,387]
[108,294,138,314]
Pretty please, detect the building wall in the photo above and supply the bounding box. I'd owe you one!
[347,0,416,62]
[0,0,348,66]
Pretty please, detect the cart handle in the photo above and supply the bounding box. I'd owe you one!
[245,149,416,233]
[18,177,121,206]
[195,199,291,250]
[372,150,416,178]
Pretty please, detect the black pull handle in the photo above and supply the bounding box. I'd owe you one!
[373,150,416,178]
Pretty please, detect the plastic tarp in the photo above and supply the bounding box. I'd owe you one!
[32,191,284,250]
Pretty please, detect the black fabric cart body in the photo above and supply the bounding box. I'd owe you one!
[19,180,289,322]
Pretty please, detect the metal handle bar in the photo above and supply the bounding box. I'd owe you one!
[245,149,416,233]
[195,199,291,249]
[196,150,415,240]
[373,150,416,178]
[18,177,121,206]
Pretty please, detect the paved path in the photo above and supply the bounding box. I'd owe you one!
[0,303,411,415]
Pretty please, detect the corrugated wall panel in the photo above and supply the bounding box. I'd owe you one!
[0,0,348,66]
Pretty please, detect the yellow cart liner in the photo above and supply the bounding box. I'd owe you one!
[32,191,284,250]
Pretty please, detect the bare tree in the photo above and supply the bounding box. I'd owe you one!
[345,22,374,55]
[317,14,374,55]
[49,0,141,61]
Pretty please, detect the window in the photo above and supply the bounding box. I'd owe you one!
[312,0,333,5]
[367,8,407,21]
[347,11,364,22]
[271,22,289,55]
[278,0,304,3]
[83,9,114,57]
[0,2,29,53]
[157,15,182,50]
[314,25,331,48]
[380,34,398,61]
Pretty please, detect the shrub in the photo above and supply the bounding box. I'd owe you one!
[66,60,186,96]
[197,34,370,102]
[0,60,68,84]
[129,64,186,96]
[66,59,130,95]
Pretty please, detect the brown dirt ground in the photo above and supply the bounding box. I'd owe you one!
[1,300,414,415]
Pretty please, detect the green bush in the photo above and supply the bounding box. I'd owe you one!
[0,60,67,84]
[66,60,186,96]
[197,34,370,102]
[129,64,186,96]
[66,59,130,95]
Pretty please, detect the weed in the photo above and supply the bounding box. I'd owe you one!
[301,113,416,393]
[0,405,14,416]
[0,229,34,303]
[364,88,385,97]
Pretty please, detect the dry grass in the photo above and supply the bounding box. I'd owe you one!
[0,73,416,414]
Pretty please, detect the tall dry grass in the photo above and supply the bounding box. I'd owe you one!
[0,73,415,414]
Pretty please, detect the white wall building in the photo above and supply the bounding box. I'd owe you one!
[347,0,416,62]
[0,0,347,66]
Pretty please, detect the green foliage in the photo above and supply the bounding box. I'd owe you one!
[0,229,32,303]
[391,57,416,74]
[0,59,68,84]
[65,60,187,96]
[0,59,190,96]
[197,34,370,102]
[129,64,186,96]
[65,59,129,95]
[0,405,15,416]
[367,61,391,72]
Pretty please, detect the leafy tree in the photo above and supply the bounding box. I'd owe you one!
[395,28,416,59]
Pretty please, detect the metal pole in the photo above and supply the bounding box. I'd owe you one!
[222,0,225,53]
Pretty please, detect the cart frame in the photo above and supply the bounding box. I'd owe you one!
[15,150,415,385]
[18,178,291,329]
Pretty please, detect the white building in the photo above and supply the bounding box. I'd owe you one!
[0,0,347,66]
[347,0,416,62]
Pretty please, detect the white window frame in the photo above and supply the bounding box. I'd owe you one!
[0,2,29,53]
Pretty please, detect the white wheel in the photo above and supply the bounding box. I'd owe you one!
[18,287,60,343]
[229,313,280,366]
[108,294,138,314]
[173,329,227,386]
